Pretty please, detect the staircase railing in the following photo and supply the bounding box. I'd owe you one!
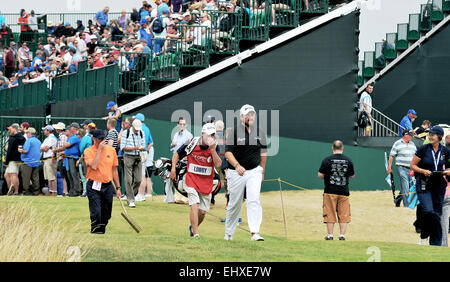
[357,103,406,137]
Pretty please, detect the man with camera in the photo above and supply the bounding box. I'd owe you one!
[120,118,146,208]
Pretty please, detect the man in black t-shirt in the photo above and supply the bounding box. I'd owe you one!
[318,140,354,241]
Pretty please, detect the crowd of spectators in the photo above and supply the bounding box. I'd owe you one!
[0,0,347,92]
[0,0,245,91]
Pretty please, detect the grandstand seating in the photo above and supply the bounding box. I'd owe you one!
[0,0,331,111]
[358,0,449,86]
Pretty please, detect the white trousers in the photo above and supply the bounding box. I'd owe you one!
[225,166,263,236]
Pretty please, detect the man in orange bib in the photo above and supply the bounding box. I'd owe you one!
[170,123,222,238]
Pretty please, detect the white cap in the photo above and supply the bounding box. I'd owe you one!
[90,35,97,40]
[132,119,142,131]
[202,123,216,136]
[240,104,256,116]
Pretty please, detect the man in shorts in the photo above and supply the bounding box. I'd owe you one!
[4,123,26,195]
[40,125,58,194]
[170,123,222,238]
[318,140,355,241]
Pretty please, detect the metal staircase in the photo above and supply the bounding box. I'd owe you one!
[357,0,450,92]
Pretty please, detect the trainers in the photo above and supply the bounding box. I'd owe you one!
[339,235,346,241]
[324,235,334,240]
[251,233,264,241]
[7,185,15,196]
[224,234,233,241]
[120,195,127,200]
[189,225,194,237]
[135,194,146,202]
[128,202,136,208]
[193,234,200,238]
[419,238,428,245]
[144,193,153,198]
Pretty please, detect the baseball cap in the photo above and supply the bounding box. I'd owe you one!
[408,109,417,116]
[8,123,20,130]
[106,101,116,110]
[140,18,148,25]
[133,113,145,122]
[202,123,216,136]
[70,122,80,129]
[90,35,97,40]
[87,123,96,130]
[132,119,142,131]
[429,125,444,136]
[240,104,256,116]
[403,130,414,136]
[83,119,93,125]
[52,122,66,130]
[42,125,54,132]
[64,22,71,27]
[92,129,106,139]
[26,127,36,134]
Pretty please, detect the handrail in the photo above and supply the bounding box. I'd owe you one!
[357,102,406,137]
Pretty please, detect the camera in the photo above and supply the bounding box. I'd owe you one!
[133,157,141,167]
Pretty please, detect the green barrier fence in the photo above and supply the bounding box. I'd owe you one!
[179,25,212,68]
[271,0,301,27]
[301,0,328,14]
[52,61,119,102]
[206,11,242,55]
[0,79,49,112]
[4,12,130,30]
[150,38,181,81]
[119,51,151,95]
[241,0,271,41]
[0,61,119,112]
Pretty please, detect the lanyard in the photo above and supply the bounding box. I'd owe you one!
[431,147,441,171]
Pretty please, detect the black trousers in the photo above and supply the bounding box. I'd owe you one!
[87,180,114,233]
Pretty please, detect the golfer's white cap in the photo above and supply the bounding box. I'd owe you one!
[240,104,256,116]
[202,123,216,136]
[132,119,142,131]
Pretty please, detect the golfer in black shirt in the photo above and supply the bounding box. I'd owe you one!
[224,104,267,241]
[318,140,354,241]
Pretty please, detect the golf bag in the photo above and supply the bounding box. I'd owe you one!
[153,157,223,198]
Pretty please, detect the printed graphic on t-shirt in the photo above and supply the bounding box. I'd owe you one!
[329,160,349,186]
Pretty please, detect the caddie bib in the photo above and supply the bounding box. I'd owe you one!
[185,144,214,195]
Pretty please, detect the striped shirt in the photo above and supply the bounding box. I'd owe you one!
[390,138,417,167]
[120,129,145,156]
[106,129,119,150]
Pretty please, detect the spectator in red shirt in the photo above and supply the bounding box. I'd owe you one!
[18,9,31,42]
[4,42,16,78]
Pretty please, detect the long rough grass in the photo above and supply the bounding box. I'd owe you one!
[0,201,92,262]
[1,189,450,262]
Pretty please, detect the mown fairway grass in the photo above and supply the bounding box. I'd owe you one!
[1,189,450,262]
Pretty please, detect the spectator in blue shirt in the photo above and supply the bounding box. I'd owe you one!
[94,7,110,31]
[399,109,417,136]
[18,127,42,195]
[63,123,82,197]
[170,117,193,153]
[139,19,152,43]
[79,125,95,196]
